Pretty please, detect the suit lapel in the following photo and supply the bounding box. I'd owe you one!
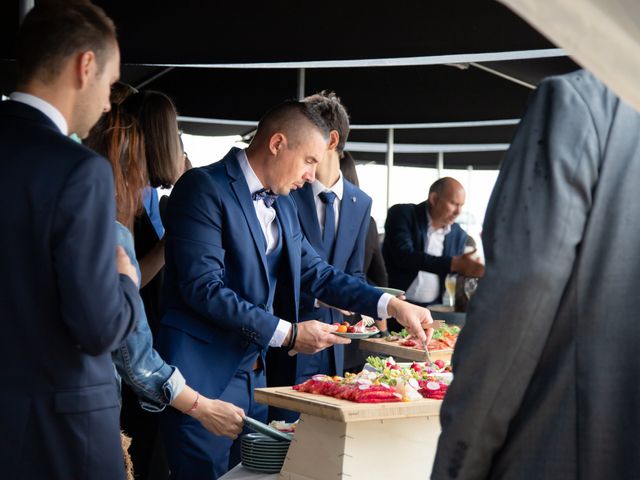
[295,185,323,251]
[273,199,300,313]
[225,151,269,280]
[333,182,360,268]
[415,201,429,248]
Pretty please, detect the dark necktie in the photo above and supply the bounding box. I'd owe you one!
[252,188,278,208]
[319,190,337,258]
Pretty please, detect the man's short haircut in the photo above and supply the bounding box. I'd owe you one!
[429,177,458,197]
[16,0,117,85]
[256,100,330,148]
[303,91,350,158]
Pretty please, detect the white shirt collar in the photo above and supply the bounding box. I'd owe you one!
[10,92,68,135]
[427,210,451,236]
[312,172,344,200]
[237,148,265,195]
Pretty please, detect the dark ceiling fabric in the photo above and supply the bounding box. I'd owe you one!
[92,1,555,64]
[0,1,579,169]
[137,65,534,124]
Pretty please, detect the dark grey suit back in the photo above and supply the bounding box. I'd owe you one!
[432,70,640,479]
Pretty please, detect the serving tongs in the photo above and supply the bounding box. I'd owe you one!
[420,338,435,367]
[244,416,293,442]
[421,319,445,367]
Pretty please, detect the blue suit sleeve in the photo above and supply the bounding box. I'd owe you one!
[165,169,280,347]
[51,155,138,355]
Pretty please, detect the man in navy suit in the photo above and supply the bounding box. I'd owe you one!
[0,3,140,479]
[267,92,371,395]
[158,100,432,479]
[383,178,485,308]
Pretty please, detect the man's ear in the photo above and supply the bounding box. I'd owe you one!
[328,130,340,151]
[428,191,438,207]
[76,51,96,89]
[268,132,286,155]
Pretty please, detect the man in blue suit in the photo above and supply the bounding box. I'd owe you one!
[158,100,432,479]
[383,178,485,308]
[269,92,371,393]
[0,3,140,479]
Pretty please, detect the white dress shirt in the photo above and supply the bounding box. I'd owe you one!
[405,210,452,304]
[10,92,68,135]
[238,150,279,253]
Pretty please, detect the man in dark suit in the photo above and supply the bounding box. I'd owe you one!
[158,100,432,479]
[0,3,140,479]
[268,92,372,391]
[382,178,484,308]
[432,70,640,479]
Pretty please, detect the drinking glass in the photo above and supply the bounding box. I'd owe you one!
[444,274,457,307]
[464,277,479,300]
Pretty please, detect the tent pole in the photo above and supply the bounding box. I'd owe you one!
[19,0,34,24]
[465,165,473,230]
[386,128,394,211]
[297,68,305,100]
[437,151,444,178]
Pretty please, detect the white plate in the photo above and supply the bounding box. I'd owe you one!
[377,287,405,297]
[332,330,379,339]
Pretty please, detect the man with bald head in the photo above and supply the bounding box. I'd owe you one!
[383,177,484,307]
[0,2,139,479]
[158,100,433,479]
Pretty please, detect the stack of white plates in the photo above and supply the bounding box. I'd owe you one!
[240,432,290,474]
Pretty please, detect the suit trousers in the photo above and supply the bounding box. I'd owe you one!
[161,368,267,480]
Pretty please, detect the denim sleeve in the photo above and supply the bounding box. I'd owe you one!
[112,222,186,412]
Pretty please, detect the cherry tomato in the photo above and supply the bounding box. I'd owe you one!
[336,325,348,333]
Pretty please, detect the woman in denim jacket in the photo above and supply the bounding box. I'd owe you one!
[86,99,245,444]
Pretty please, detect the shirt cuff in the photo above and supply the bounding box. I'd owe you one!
[314,298,320,308]
[269,319,292,347]
[377,293,393,319]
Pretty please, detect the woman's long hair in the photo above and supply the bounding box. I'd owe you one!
[85,104,147,230]
[122,90,182,189]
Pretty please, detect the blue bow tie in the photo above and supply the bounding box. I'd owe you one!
[252,188,278,208]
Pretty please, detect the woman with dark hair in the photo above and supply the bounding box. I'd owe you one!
[86,103,245,479]
[122,91,183,299]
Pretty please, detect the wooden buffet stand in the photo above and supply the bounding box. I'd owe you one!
[254,387,442,480]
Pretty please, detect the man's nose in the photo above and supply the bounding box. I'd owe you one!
[303,166,316,183]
